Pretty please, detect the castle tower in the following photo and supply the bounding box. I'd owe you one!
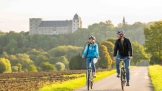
[123,16,125,26]
[72,14,82,33]
[29,18,42,35]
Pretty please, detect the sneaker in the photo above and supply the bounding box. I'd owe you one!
[117,74,120,78]
[93,74,96,78]
[126,82,130,86]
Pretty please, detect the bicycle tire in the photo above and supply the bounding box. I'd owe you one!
[90,71,93,89]
[87,70,90,90]
[91,81,93,89]
[121,70,125,91]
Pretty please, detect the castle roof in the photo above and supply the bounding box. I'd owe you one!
[39,20,71,27]
[73,14,79,20]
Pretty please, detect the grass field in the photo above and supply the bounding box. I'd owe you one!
[39,69,116,91]
[148,65,162,91]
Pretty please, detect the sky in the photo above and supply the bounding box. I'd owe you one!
[0,0,162,32]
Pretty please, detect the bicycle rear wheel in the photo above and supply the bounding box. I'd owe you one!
[91,81,93,89]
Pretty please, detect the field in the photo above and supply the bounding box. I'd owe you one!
[0,69,111,91]
[148,65,162,91]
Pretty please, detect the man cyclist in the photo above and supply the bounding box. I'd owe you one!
[82,36,99,83]
[113,30,133,86]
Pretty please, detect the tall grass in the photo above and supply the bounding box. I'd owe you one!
[148,65,162,91]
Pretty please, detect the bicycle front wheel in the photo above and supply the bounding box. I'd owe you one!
[90,70,94,89]
[121,70,125,91]
[87,70,90,90]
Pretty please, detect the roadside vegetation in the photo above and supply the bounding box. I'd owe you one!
[148,65,162,91]
[39,69,116,91]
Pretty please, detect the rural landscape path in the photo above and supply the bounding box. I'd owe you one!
[74,67,153,91]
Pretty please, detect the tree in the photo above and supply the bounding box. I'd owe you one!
[69,54,86,70]
[5,39,18,54]
[101,41,114,58]
[1,52,9,59]
[132,42,150,65]
[27,49,43,61]
[98,45,112,68]
[59,56,69,68]
[55,62,65,71]
[17,63,22,72]
[27,64,38,72]
[50,56,69,69]
[144,21,162,64]
[12,66,18,72]
[0,58,12,73]
[48,46,67,57]
[16,53,33,68]
[40,62,57,72]
[0,59,7,73]
[35,53,49,66]
[9,55,18,66]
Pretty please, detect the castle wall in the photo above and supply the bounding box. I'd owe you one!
[29,15,81,35]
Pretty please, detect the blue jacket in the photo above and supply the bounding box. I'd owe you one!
[82,42,99,58]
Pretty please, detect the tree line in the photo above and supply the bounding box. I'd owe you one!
[0,20,156,73]
[0,46,82,73]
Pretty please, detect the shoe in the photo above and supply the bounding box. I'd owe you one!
[93,74,96,78]
[126,82,130,86]
[117,74,120,78]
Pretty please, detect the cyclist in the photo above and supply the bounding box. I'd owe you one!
[113,30,133,86]
[82,36,99,83]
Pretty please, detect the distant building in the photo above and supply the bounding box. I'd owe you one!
[29,14,82,35]
[123,16,125,26]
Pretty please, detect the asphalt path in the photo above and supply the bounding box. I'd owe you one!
[74,67,153,91]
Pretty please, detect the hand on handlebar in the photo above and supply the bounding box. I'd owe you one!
[82,56,85,58]
[97,56,101,59]
[113,57,116,60]
[129,56,133,60]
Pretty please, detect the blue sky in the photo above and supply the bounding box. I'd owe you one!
[0,0,162,32]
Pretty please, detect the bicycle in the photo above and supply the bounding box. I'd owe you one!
[87,58,98,90]
[117,58,128,91]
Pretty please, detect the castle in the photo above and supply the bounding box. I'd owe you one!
[29,14,82,35]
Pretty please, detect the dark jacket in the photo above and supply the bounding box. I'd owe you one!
[114,38,133,57]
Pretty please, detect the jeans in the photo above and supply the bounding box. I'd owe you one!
[116,55,130,82]
[86,58,96,79]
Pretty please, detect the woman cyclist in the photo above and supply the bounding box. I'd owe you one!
[82,36,99,83]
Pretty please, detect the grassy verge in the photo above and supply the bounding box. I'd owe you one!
[39,66,136,91]
[148,65,162,91]
[39,70,116,91]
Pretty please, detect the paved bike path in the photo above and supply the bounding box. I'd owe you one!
[74,67,153,91]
